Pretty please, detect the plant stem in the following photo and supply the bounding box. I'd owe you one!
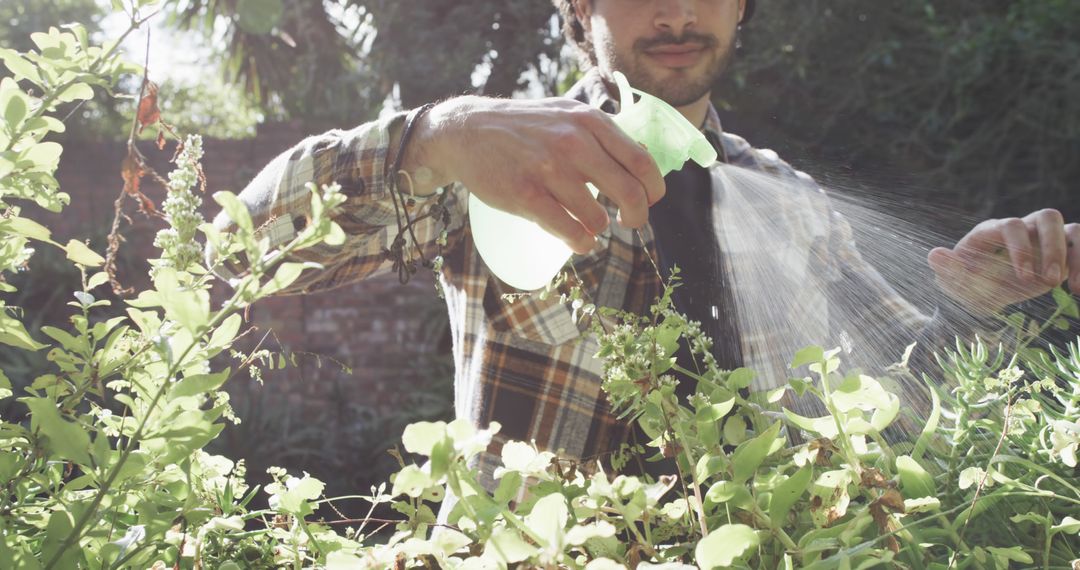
[44,227,316,569]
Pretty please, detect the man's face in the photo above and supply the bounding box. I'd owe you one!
[577,0,745,107]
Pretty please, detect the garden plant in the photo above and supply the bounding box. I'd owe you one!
[1,4,1079,569]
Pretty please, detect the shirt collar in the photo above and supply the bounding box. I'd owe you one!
[571,68,728,162]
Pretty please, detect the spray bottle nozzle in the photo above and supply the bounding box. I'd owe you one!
[610,71,719,175]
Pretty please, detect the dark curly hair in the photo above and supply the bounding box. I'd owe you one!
[552,0,755,67]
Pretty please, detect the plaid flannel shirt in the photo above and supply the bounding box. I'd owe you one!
[210,70,965,488]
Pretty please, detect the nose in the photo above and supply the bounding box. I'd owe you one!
[654,0,698,36]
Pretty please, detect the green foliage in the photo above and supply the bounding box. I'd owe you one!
[2,7,1079,569]
[168,0,564,121]
[725,0,1080,219]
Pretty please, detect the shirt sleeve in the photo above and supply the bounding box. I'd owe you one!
[205,112,467,294]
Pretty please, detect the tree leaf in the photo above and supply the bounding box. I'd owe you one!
[0,309,48,350]
[3,89,27,128]
[213,191,254,234]
[401,421,448,456]
[3,216,52,242]
[21,141,63,172]
[64,239,104,267]
[0,49,42,85]
[86,271,110,291]
[170,369,230,398]
[23,397,92,465]
[56,82,94,103]
[207,313,243,354]
[695,524,760,569]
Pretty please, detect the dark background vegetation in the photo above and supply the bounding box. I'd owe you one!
[3,0,1078,504]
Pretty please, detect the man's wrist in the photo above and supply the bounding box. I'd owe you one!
[394,99,464,195]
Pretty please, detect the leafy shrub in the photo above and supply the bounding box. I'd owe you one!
[1,6,1079,570]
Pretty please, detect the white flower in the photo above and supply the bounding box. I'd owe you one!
[154,135,206,271]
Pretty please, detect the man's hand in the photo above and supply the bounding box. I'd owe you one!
[928,208,1080,315]
[400,96,666,254]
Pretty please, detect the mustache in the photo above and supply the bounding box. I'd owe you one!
[635,31,719,51]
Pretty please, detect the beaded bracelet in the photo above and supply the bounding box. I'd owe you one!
[384,102,449,285]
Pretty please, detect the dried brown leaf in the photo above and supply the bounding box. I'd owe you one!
[136,81,161,134]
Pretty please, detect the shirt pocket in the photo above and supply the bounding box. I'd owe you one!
[482,237,610,346]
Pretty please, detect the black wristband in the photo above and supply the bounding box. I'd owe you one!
[388,102,436,188]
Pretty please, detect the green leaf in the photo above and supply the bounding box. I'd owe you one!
[1050,516,1080,536]
[895,455,936,499]
[0,49,42,85]
[23,397,92,465]
[0,309,48,350]
[0,369,12,400]
[655,320,681,359]
[3,89,28,128]
[984,546,1033,564]
[487,526,536,564]
[911,378,941,461]
[276,475,325,516]
[731,421,782,483]
[783,408,839,439]
[766,387,787,403]
[391,465,431,498]
[791,345,824,369]
[1052,286,1079,319]
[769,465,813,523]
[723,416,747,445]
[957,466,985,491]
[86,271,109,291]
[3,216,53,242]
[55,83,93,103]
[696,524,760,569]
[401,421,448,456]
[40,326,82,352]
[696,398,736,423]
[207,313,243,354]
[494,471,523,505]
[704,481,750,508]
[213,191,254,234]
[524,493,569,548]
[727,367,755,390]
[41,508,77,569]
[64,239,104,267]
[170,369,230,398]
[261,261,312,295]
[21,141,63,172]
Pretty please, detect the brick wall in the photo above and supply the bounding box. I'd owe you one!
[49,122,452,425]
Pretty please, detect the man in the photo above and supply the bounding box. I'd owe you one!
[209,0,1079,486]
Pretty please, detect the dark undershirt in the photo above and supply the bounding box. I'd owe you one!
[651,160,744,386]
[629,157,744,477]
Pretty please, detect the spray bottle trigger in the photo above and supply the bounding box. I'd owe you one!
[610,71,718,174]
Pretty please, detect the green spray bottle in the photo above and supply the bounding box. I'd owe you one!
[469,71,718,290]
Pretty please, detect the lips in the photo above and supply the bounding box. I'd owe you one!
[644,43,706,67]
